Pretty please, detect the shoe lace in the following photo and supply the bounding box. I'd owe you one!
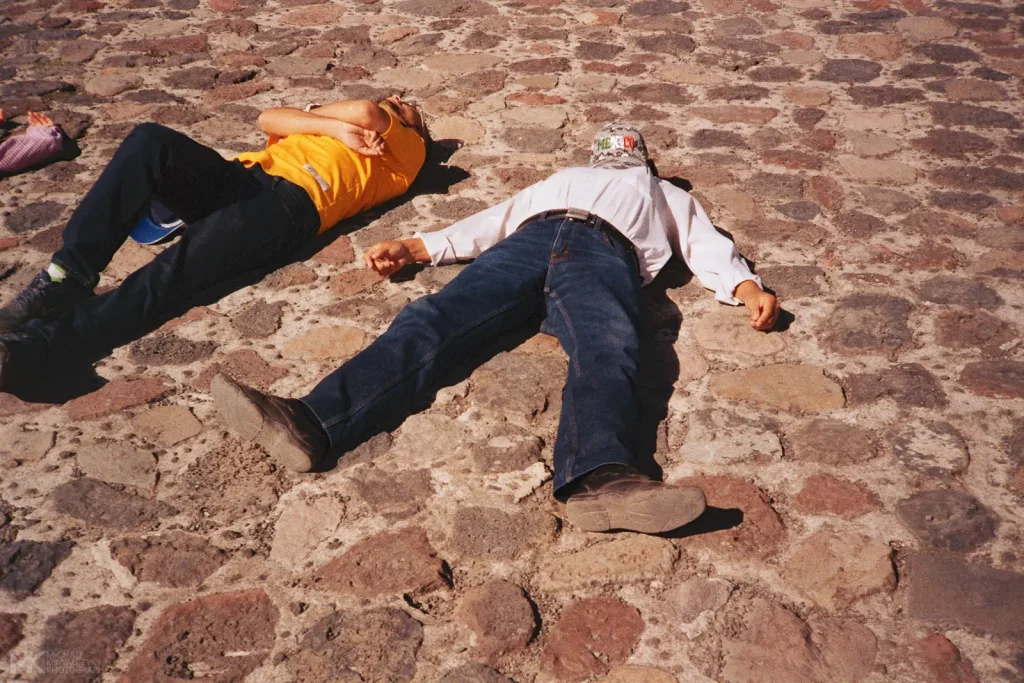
[12,272,51,308]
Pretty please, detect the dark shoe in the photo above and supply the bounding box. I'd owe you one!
[211,374,328,472]
[565,465,706,534]
[0,339,10,391]
[0,269,93,333]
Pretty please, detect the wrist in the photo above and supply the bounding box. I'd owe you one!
[403,237,430,263]
[733,279,762,303]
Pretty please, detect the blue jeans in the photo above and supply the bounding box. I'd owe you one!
[302,216,644,499]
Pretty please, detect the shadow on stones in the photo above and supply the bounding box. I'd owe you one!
[660,506,744,540]
[314,314,541,471]
[3,361,105,404]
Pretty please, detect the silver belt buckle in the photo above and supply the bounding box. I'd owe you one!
[564,207,591,223]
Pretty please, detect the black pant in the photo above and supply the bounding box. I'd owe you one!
[18,123,319,370]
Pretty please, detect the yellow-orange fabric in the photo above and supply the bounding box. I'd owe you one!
[233,110,425,233]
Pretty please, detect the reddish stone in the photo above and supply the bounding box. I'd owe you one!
[218,51,267,69]
[39,606,136,683]
[192,349,288,392]
[806,175,845,209]
[263,263,318,290]
[311,235,355,268]
[0,613,25,657]
[767,31,815,50]
[900,242,961,271]
[960,360,1024,398]
[110,532,228,588]
[847,363,947,408]
[788,418,878,464]
[66,377,171,421]
[792,475,881,519]
[691,106,779,124]
[292,607,421,682]
[507,92,567,105]
[916,633,980,683]
[801,130,837,151]
[509,57,570,74]
[761,149,823,169]
[457,580,537,662]
[311,527,449,598]
[540,598,644,682]
[122,590,279,682]
[0,236,18,251]
[210,0,240,11]
[203,81,273,106]
[125,34,209,56]
[581,61,647,76]
[676,475,786,560]
[0,393,49,417]
[722,599,877,683]
[329,268,384,296]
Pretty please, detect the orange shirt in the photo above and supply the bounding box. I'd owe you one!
[233,110,425,233]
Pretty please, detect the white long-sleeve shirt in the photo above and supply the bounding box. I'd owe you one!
[415,166,760,305]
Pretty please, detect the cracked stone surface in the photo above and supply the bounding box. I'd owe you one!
[0,0,1022,680]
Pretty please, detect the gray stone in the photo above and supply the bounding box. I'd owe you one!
[886,421,969,478]
[788,418,878,464]
[820,295,912,356]
[293,607,422,682]
[50,478,177,529]
[0,540,74,597]
[450,507,558,560]
[817,59,883,82]
[77,442,157,490]
[38,606,136,682]
[846,364,947,408]
[907,553,1024,635]
[897,489,997,552]
[759,265,826,298]
[502,127,564,153]
[918,275,1003,308]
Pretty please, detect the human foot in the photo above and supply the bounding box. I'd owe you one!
[565,465,706,534]
[0,267,93,334]
[211,374,329,472]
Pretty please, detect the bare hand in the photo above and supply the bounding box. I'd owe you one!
[27,111,54,128]
[744,291,779,331]
[364,240,414,277]
[336,122,385,156]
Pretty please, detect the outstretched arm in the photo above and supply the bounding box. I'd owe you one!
[257,100,391,156]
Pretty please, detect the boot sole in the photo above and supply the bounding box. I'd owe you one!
[566,485,707,534]
[211,374,314,473]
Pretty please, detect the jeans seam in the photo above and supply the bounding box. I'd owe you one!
[319,294,535,431]
[550,292,581,478]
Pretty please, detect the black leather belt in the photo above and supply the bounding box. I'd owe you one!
[524,208,640,272]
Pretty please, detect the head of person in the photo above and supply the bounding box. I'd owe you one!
[590,122,650,172]
[378,95,432,156]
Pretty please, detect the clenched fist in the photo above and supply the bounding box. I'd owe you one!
[363,238,429,277]
[734,279,780,331]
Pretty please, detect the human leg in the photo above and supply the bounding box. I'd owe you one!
[0,168,318,383]
[541,220,705,532]
[214,219,559,470]
[51,122,257,288]
[0,124,256,334]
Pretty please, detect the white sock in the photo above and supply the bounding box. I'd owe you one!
[46,262,67,282]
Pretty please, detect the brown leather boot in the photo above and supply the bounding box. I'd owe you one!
[565,465,706,534]
[211,374,328,472]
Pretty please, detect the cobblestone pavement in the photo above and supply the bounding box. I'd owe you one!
[0,0,1023,681]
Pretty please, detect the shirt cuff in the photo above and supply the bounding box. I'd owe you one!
[414,231,457,266]
[716,270,762,305]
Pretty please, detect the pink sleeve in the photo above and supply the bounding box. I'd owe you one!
[0,126,64,174]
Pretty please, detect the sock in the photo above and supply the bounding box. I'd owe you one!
[46,262,67,282]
